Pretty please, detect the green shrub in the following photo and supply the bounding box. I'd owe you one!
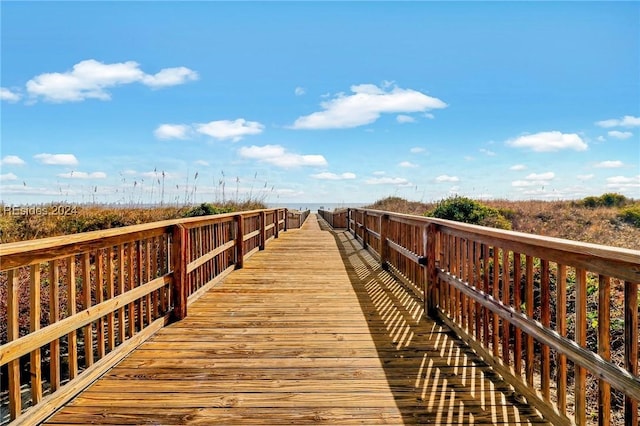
[619,205,640,228]
[599,193,628,207]
[183,203,233,218]
[427,196,511,230]
[581,196,600,208]
[581,193,628,208]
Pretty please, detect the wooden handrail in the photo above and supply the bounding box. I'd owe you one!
[286,209,310,229]
[0,207,287,425]
[340,207,640,426]
[318,209,347,228]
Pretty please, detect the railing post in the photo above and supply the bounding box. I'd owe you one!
[284,208,288,231]
[259,211,266,250]
[171,224,188,321]
[362,211,368,249]
[380,214,389,270]
[274,210,279,239]
[426,223,438,317]
[347,209,351,234]
[235,214,245,269]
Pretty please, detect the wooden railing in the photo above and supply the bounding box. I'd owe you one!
[286,210,310,229]
[318,209,347,228]
[343,208,640,426]
[0,208,287,425]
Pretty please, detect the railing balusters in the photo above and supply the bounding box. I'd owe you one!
[575,267,587,425]
[502,248,510,366]
[127,243,135,338]
[556,263,567,414]
[624,280,638,426]
[136,241,144,330]
[30,264,43,402]
[540,259,550,401]
[82,252,93,367]
[474,241,482,340]
[67,255,78,379]
[117,245,126,345]
[598,274,611,426]
[492,247,500,358]
[96,252,106,358]
[482,243,490,349]
[50,259,61,391]
[513,252,522,377]
[106,247,115,352]
[145,239,152,325]
[525,255,534,388]
[7,268,21,420]
[159,237,166,313]
[151,237,158,319]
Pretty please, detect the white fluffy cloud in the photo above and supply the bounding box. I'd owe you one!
[26,59,198,102]
[290,83,447,129]
[0,155,26,166]
[1,88,21,102]
[34,153,78,165]
[606,175,640,189]
[58,171,107,179]
[398,161,418,168]
[365,176,410,185]
[239,145,327,168]
[510,164,527,171]
[577,174,594,180]
[196,119,264,142]
[506,131,587,152]
[0,172,18,181]
[596,115,640,128]
[435,175,459,183]
[526,172,555,180]
[294,87,306,96]
[141,67,198,88]
[154,124,191,140]
[310,172,356,180]
[594,160,624,168]
[396,114,416,123]
[410,147,425,154]
[607,130,633,140]
[194,160,210,166]
[512,171,555,187]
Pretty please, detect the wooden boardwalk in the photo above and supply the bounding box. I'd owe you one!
[42,214,550,425]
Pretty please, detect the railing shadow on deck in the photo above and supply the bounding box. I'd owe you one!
[318,218,551,425]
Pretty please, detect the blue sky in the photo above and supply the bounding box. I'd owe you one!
[1,1,639,206]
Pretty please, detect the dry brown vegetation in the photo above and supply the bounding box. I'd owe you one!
[367,196,640,250]
[0,201,267,244]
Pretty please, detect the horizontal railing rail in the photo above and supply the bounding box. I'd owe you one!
[318,209,347,228]
[0,208,287,425]
[341,207,640,426]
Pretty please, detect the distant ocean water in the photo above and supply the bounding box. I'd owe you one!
[267,202,365,212]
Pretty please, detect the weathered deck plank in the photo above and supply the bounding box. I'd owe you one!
[43,214,550,425]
